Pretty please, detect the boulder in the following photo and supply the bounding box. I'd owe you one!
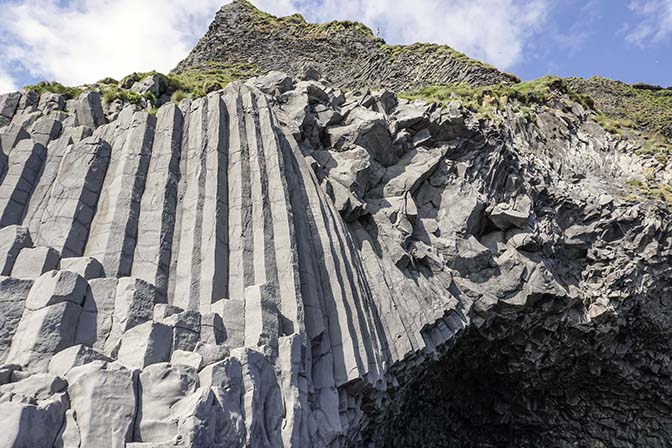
[29,118,63,146]
[7,270,87,372]
[0,92,21,127]
[0,123,30,154]
[0,277,33,363]
[7,301,83,372]
[393,103,430,130]
[0,372,67,402]
[0,390,69,447]
[134,363,199,443]
[247,71,294,95]
[0,139,47,227]
[48,344,111,377]
[104,277,156,355]
[37,92,65,113]
[117,321,172,369]
[489,202,531,230]
[11,247,61,279]
[170,350,204,371]
[160,309,201,352]
[0,225,33,276]
[313,146,371,196]
[59,256,104,280]
[194,342,230,368]
[131,74,162,98]
[75,277,118,350]
[74,92,106,129]
[66,361,137,448]
[24,270,88,310]
[326,108,400,166]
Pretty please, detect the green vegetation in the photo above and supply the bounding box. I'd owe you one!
[570,77,672,164]
[626,178,672,204]
[595,114,635,136]
[240,0,375,38]
[24,61,259,111]
[23,81,83,100]
[634,134,671,164]
[168,62,260,100]
[118,62,259,101]
[570,77,672,143]
[649,184,672,203]
[617,86,672,138]
[97,77,118,85]
[381,43,498,71]
[626,179,644,188]
[100,85,152,106]
[399,76,595,117]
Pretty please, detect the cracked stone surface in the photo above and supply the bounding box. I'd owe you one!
[0,7,671,448]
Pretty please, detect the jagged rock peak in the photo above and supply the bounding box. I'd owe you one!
[173,0,519,91]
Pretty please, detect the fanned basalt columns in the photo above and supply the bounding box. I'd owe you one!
[0,4,671,447]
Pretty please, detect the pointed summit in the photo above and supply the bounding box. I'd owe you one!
[174,1,519,90]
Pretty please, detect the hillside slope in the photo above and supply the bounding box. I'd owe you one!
[174,0,519,91]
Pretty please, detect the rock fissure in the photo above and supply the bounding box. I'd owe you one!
[0,2,671,447]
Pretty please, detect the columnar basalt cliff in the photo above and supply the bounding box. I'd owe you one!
[0,2,671,448]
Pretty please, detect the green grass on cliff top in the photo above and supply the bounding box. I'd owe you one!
[400,76,595,112]
[240,0,505,75]
[24,81,83,100]
[570,76,672,143]
[380,43,499,72]
[241,0,377,39]
[24,62,260,106]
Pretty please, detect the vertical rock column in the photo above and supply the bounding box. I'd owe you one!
[173,98,207,310]
[225,84,302,335]
[282,129,389,442]
[37,136,111,257]
[256,93,303,334]
[85,110,156,277]
[224,85,254,303]
[173,93,228,311]
[243,89,273,289]
[0,277,34,363]
[132,104,183,296]
[24,126,92,237]
[0,92,21,128]
[0,139,46,226]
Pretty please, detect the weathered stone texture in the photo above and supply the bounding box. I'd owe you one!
[0,12,669,445]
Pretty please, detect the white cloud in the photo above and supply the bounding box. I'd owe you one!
[0,0,229,86]
[0,67,18,94]
[258,0,551,69]
[626,0,672,46]
[0,0,549,88]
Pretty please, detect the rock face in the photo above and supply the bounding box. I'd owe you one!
[0,6,671,448]
[174,0,518,91]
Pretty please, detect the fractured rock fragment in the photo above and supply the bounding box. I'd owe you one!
[6,270,87,372]
[65,361,137,448]
[117,321,172,369]
[11,246,60,279]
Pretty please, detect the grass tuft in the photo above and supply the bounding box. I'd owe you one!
[399,76,595,117]
[23,81,83,100]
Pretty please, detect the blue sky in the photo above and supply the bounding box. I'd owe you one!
[517,0,672,85]
[0,0,671,94]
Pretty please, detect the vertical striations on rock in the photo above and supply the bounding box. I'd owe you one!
[0,4,670,447]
